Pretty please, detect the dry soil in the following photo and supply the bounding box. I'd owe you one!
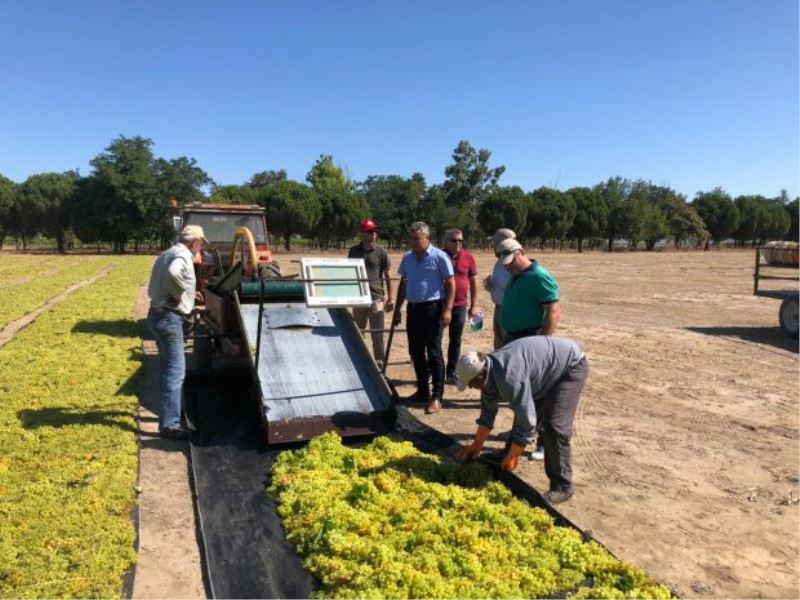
[134,248,799,599]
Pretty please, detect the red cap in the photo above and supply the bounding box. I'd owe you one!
[358,219,378,232]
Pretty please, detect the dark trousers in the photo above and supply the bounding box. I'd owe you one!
[536,356,589,492]
[407,300,445,398]
[446,305,467,378]
[504,327,544,451]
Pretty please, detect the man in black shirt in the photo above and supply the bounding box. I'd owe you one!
[348,219,394,366]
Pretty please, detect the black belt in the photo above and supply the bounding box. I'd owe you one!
[506,328,541,342]
[407,300,440,307]
[156,305,190,319]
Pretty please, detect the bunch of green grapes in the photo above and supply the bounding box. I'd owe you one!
[269,433,672,599]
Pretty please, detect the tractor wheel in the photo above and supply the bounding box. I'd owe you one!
[779,295,799,338]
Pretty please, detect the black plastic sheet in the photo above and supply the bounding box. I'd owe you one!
[186,372,608,598]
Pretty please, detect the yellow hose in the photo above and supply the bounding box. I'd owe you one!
[230,227,259,271]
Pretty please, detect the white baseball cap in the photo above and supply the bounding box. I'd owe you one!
[490,228,516,247]
[180,224,206,242]
[456,352,487,391]
[495,238,522,265]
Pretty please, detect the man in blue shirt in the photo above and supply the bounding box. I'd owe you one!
[396,221,455,414]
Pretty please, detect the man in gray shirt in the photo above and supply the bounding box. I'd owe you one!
[454,336,589,504]
[348,219,393,366]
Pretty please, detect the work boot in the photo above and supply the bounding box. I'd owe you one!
[543,489,574,505]
[425,396,442,414]
[160,427,190,441]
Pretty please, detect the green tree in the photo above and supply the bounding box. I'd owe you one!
[526,187,576,249]
[153,157,212,247]
[0,174,17,249]
[596,176,631,251]
[306,155,366,249]
[249,169,287,189]
[358,174,427,248]
[443,140,505,240]
[477,186,528,245]
[416,184,463,245]
[154,157,211,205]
[733,195,767,246]
[72,176,106,248]
[85,135,159,253]
[692,188,739,249]
[566,186,607,252]
[785,197,799,242]
[257,180,321,250]
[651,188,707,248]
[18,172,78,253]
[638,200,669,251]
[626,181,669,250]
[209,184,258,204]
[757,199,790,242]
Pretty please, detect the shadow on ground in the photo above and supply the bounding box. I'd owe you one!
[18,405,138,432]
[686,326,798,353]
[72,319,141,338]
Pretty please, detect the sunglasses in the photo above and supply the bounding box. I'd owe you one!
[448,238,464,244]
[495,249,519,259]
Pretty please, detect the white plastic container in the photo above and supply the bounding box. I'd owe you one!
[469,310,485,332]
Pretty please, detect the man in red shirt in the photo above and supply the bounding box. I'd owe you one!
[443,228,479,386]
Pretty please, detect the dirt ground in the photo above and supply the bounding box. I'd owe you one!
[134,248,799,599]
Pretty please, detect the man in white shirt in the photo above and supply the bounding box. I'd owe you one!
[483,228,515,349]
[146,225,205,440]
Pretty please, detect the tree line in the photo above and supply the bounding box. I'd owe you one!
[0,136,796,253]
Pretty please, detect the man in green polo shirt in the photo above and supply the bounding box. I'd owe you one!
[496,238,561,342]
[495,237,561,462]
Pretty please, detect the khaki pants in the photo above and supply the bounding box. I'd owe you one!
[353,301,386,363]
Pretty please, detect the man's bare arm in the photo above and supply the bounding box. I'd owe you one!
[541,301,561,335]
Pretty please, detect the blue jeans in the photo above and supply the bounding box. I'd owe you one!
[147,307,186,431]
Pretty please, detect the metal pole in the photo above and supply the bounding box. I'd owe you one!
[754,247,761,295]
[255,278,265,369]
[382,279,405,376]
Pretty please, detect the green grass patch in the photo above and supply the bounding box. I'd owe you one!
[271,433,672,599]
[0,256,151,598]
[0,255,75,283]
[0,256,114,329]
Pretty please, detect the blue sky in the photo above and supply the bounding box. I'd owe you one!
[1,0,797,199]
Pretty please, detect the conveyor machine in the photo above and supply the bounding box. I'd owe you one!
[197,255,396,444]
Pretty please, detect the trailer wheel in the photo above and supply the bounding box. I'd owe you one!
[779,295,799,338]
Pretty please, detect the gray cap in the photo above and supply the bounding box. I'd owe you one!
[490,228,516,247]
[495,238,523,265]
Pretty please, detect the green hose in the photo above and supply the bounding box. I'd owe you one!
[240,280,305,299]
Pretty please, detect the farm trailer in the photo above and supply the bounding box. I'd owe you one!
[753,243,799,338]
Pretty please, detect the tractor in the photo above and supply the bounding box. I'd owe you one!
[173,202,395,445]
